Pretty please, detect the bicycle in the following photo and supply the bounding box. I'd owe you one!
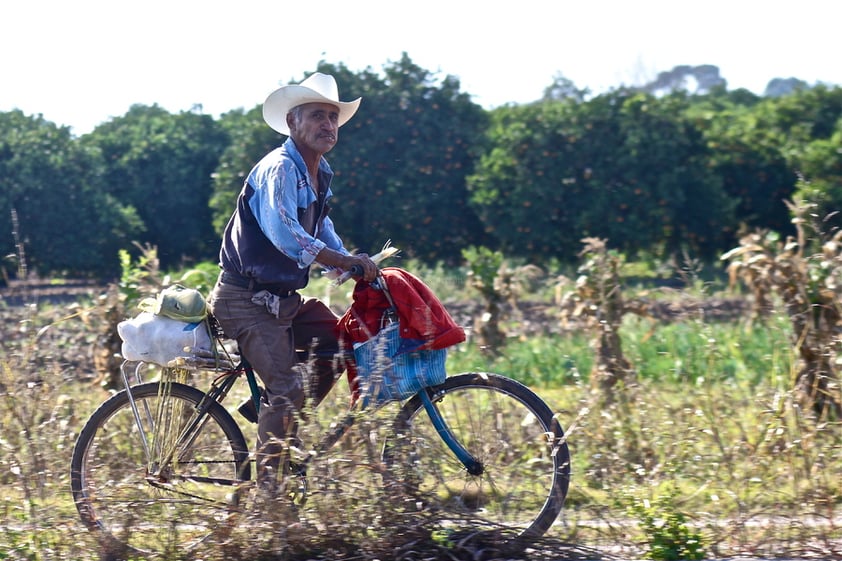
[70,270,571,558]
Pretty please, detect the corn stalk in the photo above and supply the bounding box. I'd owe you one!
[557,238,645,402]
[463,246,542,355]
[722,200,842,418]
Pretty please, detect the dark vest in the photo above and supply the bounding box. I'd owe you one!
[219,178,329,291]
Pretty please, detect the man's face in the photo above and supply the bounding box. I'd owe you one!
[288,102,340,155]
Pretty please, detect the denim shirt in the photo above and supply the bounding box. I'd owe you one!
[219,138,349,288]
[248,138,345,265]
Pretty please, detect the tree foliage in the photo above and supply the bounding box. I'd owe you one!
[468,90,734,262]
[744,86,842,231]
[0,110,142,277]
[2,57,842,278]
[319,56,491,262]
[82,104,229,269]
[210,106,281,235]
[689,90,796,236]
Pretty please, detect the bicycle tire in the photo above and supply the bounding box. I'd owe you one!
[385,372,570,541]
[70,381,251,557]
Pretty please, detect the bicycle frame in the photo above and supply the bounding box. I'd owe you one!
[74,261,567,550]
[236,354,483,476]
[120,346,483,484]
[120,262,483,483]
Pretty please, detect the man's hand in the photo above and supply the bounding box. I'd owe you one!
[344,254,378,282]
[316,248,378,282]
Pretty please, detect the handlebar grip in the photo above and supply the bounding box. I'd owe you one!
[349,264,364,277]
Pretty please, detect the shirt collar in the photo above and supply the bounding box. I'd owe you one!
[283,137,335,187]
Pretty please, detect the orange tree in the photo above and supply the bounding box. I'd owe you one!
[83,104,229,269]
[0,110,142,277]
[467,90,735,264]
[210,105,281,234]
[324,56,491,262]
[731,85,842,233]
[688,88,796,237]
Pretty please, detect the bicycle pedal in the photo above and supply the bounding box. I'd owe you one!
[237,397,258,424]
[289,461,307,478]
[287,462,308,507]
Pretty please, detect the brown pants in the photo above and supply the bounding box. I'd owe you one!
[208,280,340,488]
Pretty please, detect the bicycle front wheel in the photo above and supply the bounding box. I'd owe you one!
[386,372,570,540]
[70,381,250,557]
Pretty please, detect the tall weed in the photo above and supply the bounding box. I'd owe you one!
[0,262,840,559]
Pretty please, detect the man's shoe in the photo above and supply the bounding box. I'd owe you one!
[238,397,258,424]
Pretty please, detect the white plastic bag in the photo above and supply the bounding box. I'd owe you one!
[118,312,212,366]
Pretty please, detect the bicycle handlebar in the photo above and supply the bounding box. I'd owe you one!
[330,242,398,287]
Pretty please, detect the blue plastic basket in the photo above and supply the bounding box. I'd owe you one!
[352,322,447,405]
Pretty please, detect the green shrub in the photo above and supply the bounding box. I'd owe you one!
[626,487,706,561]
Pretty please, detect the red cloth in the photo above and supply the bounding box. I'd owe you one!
[336,267,466,351]
[337,267,465,404]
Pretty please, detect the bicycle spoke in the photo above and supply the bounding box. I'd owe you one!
[71,382,250,557]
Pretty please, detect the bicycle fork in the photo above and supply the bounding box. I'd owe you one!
[419,387,484,476]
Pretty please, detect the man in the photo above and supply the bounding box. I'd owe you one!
[208,72,377,494]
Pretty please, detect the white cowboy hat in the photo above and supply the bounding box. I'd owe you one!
[262,72,361,136]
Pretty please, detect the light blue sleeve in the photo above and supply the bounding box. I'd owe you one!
[318,214,348,255]
[248,160,326,268]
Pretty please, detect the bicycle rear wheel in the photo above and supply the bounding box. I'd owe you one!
[386,372,570,540]
[70,380,250,557]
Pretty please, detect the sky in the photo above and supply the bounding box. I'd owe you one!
[1,0,839,136]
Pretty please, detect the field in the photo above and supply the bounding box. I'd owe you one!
[1,269,841,561]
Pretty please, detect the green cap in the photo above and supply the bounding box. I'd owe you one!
[139,284,207,323]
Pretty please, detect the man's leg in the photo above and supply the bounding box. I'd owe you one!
[293,297,342,406]
[209,285,305,493]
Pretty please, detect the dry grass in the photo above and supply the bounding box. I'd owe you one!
[1,290,841,560]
